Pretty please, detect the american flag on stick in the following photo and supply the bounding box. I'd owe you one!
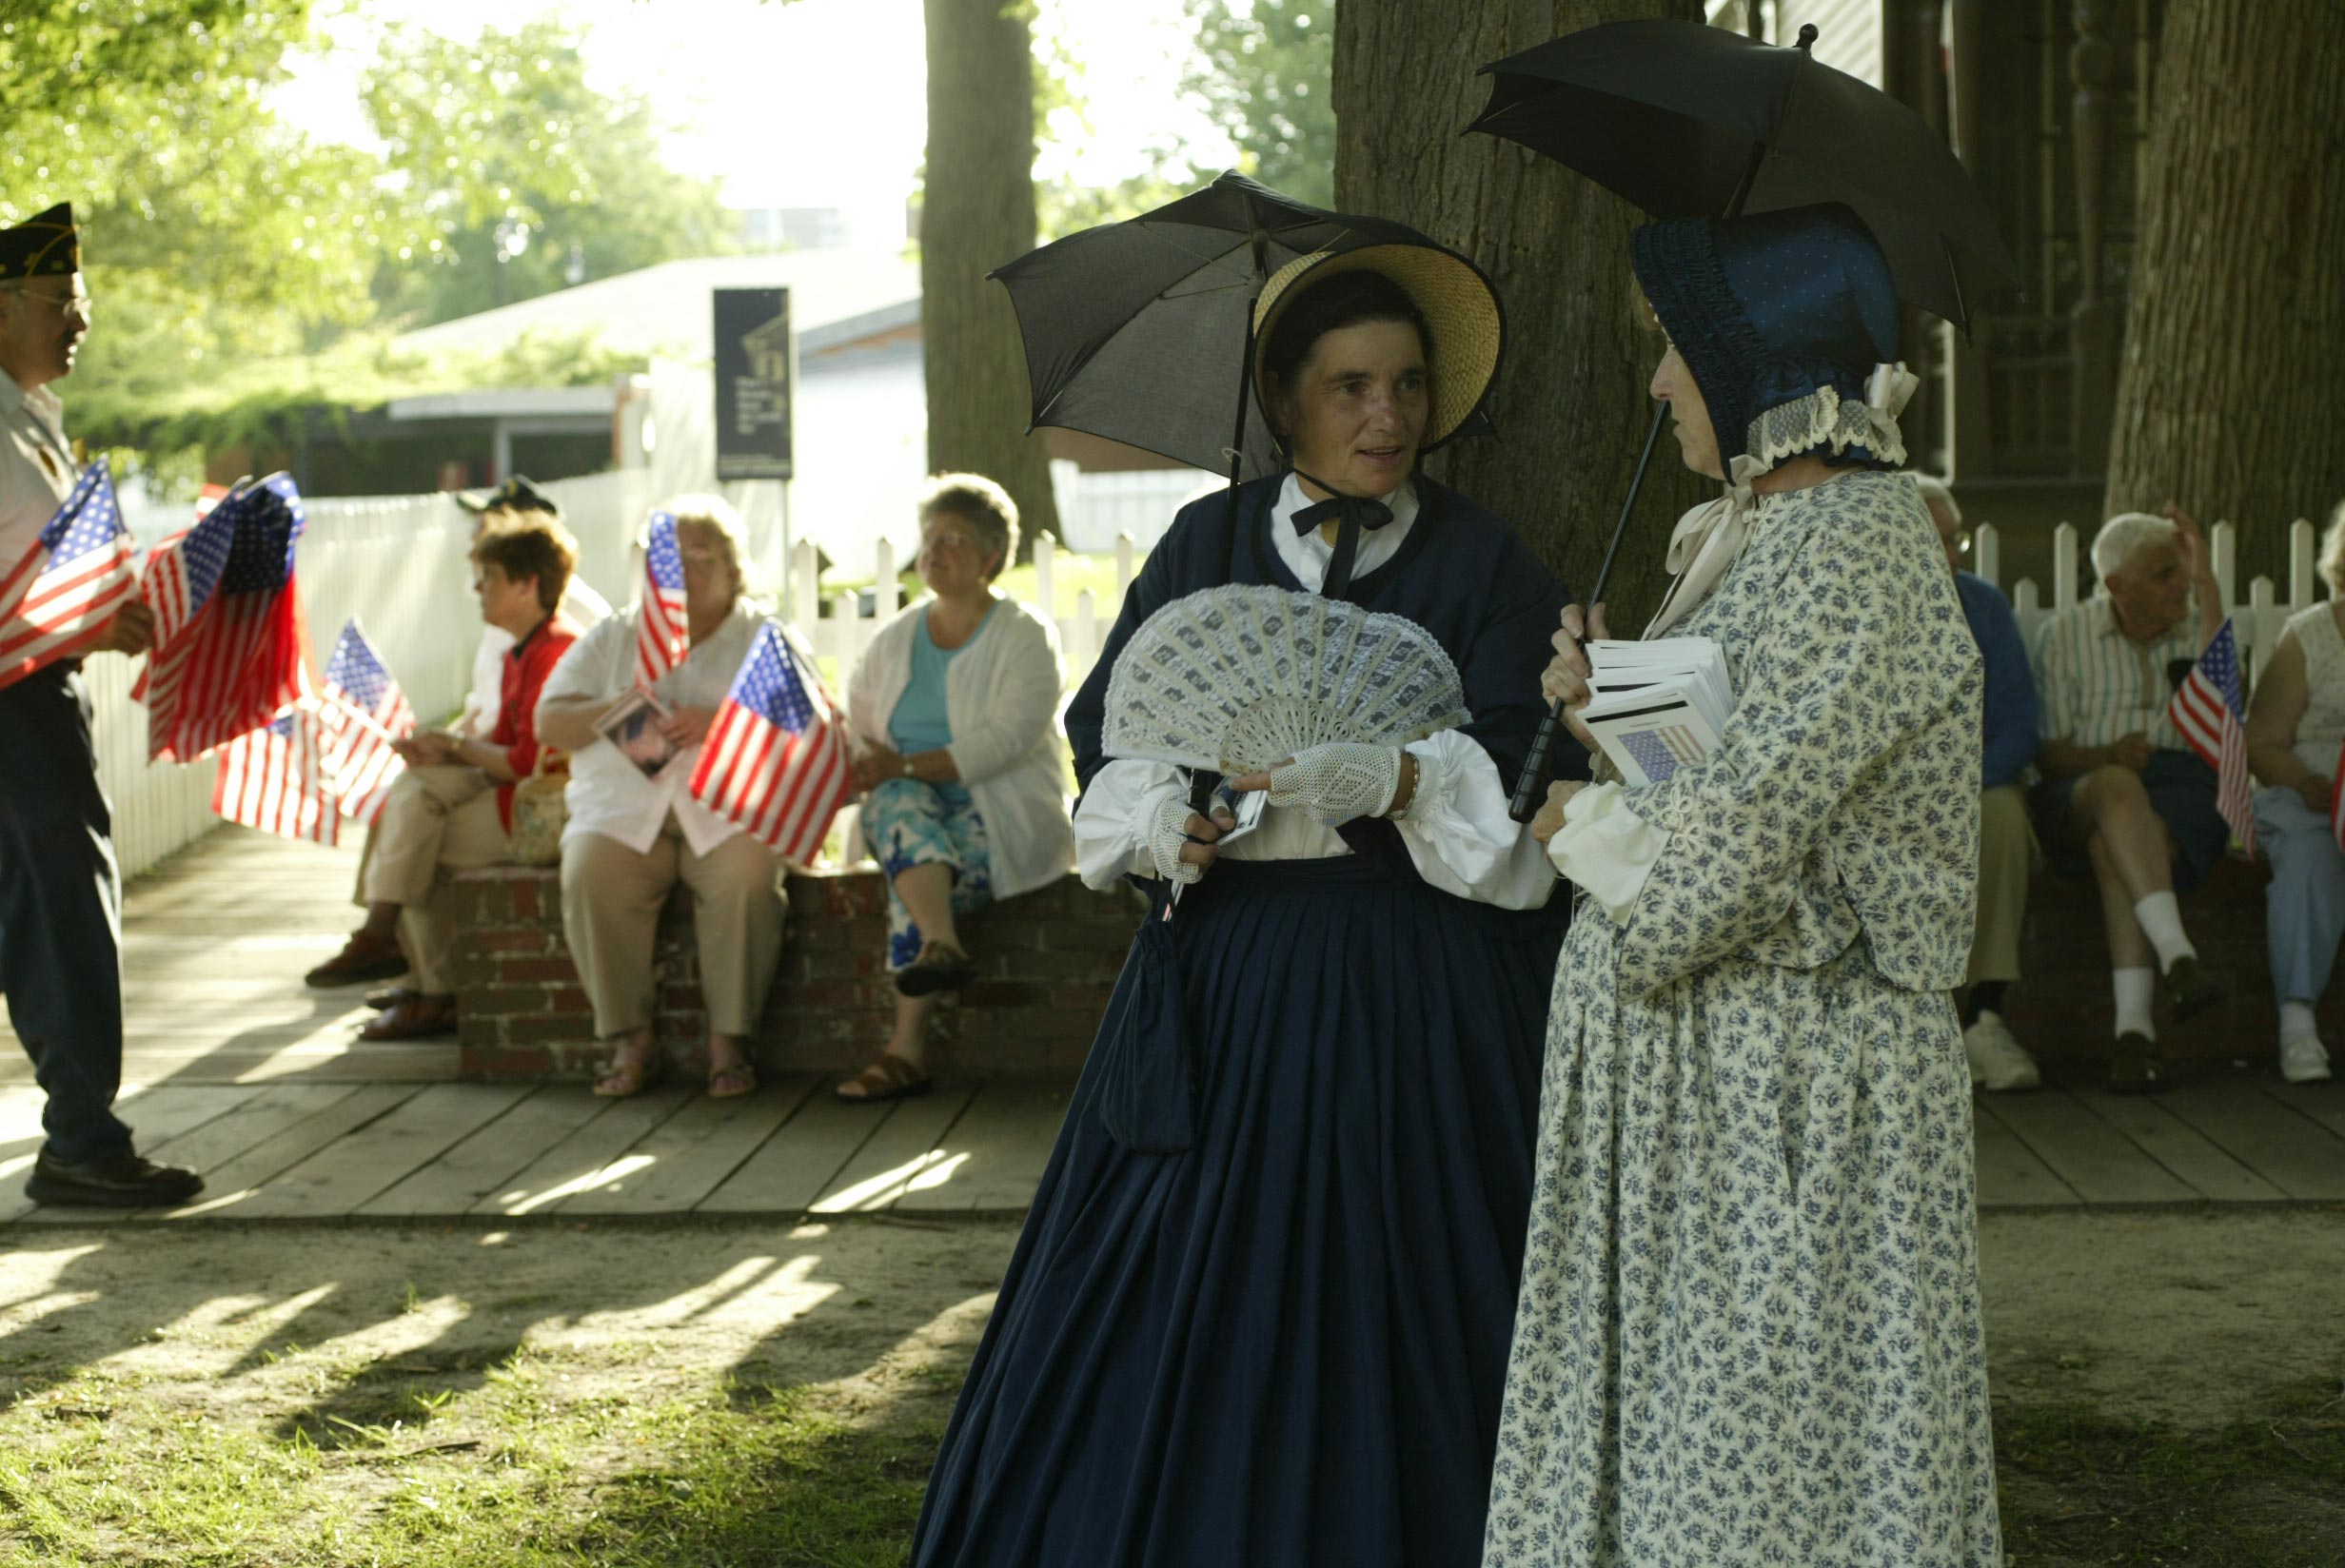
[0,457,138,690]
[319,618,414,825]
[2168,617,2256,857]
[212,702,339,845]
[635,510,688,690]
[134,473,309,762]
[687,622,853,865]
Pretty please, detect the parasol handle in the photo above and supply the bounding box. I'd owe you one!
[1507,400,1669,824]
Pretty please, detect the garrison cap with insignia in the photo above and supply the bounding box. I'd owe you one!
[0,204,78,283]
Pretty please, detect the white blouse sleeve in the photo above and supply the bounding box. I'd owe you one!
[1390,731,1560,911]
[1543,780,1665,923]
[1074,758,1188,890]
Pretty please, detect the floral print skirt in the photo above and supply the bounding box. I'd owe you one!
[1484,904,2003,1567]
[862,777,994,971]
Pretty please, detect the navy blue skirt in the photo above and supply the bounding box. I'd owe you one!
[911,856,1563,1568]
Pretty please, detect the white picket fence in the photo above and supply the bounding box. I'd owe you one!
[788,531,1139,685]
[1977,515,2327,684]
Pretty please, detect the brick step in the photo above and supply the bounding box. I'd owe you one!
[451,866,1145,1082]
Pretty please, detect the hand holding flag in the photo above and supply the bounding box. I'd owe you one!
[687,622,854,866]
[0,457,138,689]
[2167,617,2256,857]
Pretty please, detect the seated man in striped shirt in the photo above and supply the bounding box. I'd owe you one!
[2029,507,2230,1093]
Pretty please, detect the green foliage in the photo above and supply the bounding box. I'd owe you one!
[1,5,741,467]
[0,0,301,118]
[1185,0,1334,207]
[359,18,739,327]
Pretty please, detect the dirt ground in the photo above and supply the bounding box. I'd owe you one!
[1,1208,2341,1563]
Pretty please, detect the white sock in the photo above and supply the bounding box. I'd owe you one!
[2131,892,2196,972]
[2280,1000,2319,1044]
[2114,967,2158,1040]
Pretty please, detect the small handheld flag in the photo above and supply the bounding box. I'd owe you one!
[319,618,415,825]
[687,622,854,865]
[2167,617,2256,857]
[213,702,339,845]
[135,473,309,762]
[0,457,138,689]
[635,511,688,690]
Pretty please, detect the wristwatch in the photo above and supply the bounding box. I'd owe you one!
[900,755,917,778]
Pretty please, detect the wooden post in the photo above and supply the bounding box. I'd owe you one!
[2067,0,2119,479]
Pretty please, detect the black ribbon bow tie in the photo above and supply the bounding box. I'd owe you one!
[1290,469,1394,600]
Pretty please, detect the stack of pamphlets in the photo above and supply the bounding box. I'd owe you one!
[1576,637,1735,786]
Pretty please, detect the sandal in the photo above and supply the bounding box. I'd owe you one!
[835,1051,933,1103]
[707,1059,759,1100]
[592,1039,662,1099]
[894,942,979,998]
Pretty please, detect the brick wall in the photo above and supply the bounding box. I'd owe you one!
[1998,853,2324,1067]
[449,866,1145,1082]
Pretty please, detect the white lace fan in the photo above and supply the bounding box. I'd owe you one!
[1102,585,1469,773]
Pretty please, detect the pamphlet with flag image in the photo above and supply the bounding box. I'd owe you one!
[1575,637,1735,786]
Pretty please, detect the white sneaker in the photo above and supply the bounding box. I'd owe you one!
[2279,1033,2334,1085]
[1964,1011,2041,1091]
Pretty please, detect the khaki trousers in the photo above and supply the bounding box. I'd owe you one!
[363,765,513,995]
[561,814,788,1037]
[1967,784,2036,989]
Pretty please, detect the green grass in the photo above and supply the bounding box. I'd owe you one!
[820,544,1148,627]
[0,1341,953,1567]
[1995,1380,2345,1565]
[5,1311,2336,1565]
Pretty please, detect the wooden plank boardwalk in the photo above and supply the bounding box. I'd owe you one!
[4,826,2344,1224]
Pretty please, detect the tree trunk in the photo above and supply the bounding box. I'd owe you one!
[921,0,1062,560]
[2103,0,2345,587]
[1332,0,1711,628]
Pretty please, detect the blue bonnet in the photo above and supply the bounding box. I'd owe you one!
[1629,203,1914,482]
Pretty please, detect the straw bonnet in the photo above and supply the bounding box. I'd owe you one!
[1251,242,1505,452]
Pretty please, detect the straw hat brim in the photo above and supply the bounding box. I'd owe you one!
[1251,242,1504,452]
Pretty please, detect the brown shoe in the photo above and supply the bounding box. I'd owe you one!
[306,931,408,989]
[359,995,457,1042]
[364,985,418,1011]
[835,1051,933,1103]
[2109,1029,2164,1094]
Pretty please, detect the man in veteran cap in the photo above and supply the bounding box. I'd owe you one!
[1,203,204,1207]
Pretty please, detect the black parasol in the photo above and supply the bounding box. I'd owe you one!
[987,171,1495,489]
[1470,20,2018,819]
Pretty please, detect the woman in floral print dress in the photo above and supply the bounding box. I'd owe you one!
[1486,205,2004,1567]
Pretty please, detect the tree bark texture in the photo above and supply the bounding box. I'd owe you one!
[2103,0,2345,585]
[1332,0,1710,627]
[921,0,1061,557]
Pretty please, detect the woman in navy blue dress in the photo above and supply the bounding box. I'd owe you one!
[911,244,1582,1567]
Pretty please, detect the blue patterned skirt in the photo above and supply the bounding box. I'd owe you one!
[862,777,995,970]
[911,855,1565,1567]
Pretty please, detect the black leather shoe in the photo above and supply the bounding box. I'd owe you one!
[2163,954,2227,1024]
[25,1151,205,1209]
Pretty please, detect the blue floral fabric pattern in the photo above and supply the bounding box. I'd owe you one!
[862,777,994,971]
[1484,471,2003,1567]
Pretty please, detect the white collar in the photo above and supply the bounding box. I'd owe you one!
[1268,473,1421,594]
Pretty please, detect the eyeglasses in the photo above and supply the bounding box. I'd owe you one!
[4,284,92,322]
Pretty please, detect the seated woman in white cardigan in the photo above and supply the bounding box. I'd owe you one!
[838,473,1077,1102]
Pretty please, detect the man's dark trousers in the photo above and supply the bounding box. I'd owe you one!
[0,662,133,1162]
